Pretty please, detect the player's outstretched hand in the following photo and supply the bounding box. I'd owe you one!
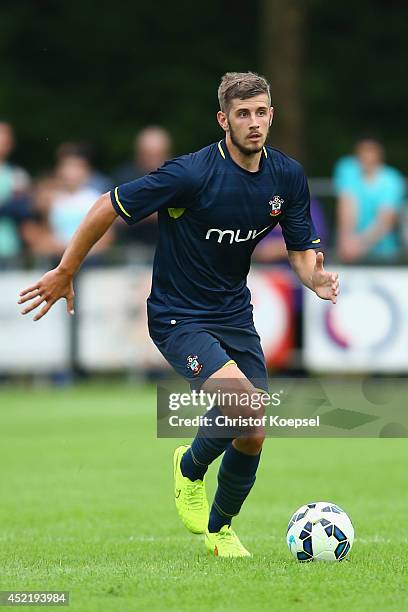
[312,252,339,304]
[18,267,75,321]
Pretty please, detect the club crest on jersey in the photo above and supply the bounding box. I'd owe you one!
[269,195,284,216]
[186,355,203,376]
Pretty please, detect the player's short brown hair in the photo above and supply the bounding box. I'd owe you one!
[218,72,271,114]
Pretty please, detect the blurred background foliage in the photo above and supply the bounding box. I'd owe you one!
[0,0,407,175]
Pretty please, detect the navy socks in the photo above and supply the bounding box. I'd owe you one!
[180,407,263,531]
[180,407,232,481]
[208,444,261,533]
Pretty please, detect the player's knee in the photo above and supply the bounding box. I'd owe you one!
[235,433,265,455]
[219,381,266,420]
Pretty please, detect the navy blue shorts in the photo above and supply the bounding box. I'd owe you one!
[149,320,268,391]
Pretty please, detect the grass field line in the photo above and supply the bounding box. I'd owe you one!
[129,535,405,544]
[0,534,401,545]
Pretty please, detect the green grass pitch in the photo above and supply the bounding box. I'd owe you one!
[0,384,407,611]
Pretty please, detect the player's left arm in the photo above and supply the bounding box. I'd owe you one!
[288,249,339,304]
[281,160,339,303]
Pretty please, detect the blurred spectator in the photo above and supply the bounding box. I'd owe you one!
[113,126,172,248]
[56,142,112,192]
[333,155,360,193]
[51,153,104,247]
[334,138,405,263]
[20,175,62,257]
[253,198,328,263]
[0,121,31,260]
[113,126,172,184]
[22,153,112,260]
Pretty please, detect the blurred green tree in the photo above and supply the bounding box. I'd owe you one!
[0,0,258,173]
[0,0,407,176]
[260,0,306,163]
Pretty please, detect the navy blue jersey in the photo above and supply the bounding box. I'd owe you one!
[110,140,319,328]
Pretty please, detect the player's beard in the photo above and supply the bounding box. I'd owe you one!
[229,123,268,156]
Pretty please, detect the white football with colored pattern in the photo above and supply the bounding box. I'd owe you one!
[287,501,354,562]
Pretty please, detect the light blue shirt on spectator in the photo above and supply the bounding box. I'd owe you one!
[333,156,405,259]
[0,164,21,257]
[49,186,101,246]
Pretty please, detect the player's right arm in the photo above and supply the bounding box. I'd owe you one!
[18,193,118,321]
[18,156,197,321]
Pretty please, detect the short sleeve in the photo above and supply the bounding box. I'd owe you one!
[380,171,405,211]
[279,161,320,251]
[332,156,360,195]
[110,156,197,225]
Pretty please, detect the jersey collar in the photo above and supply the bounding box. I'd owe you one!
[217,139,268,174]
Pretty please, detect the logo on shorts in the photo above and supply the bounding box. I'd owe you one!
[269,195,284,216]
[186,354,203,376]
